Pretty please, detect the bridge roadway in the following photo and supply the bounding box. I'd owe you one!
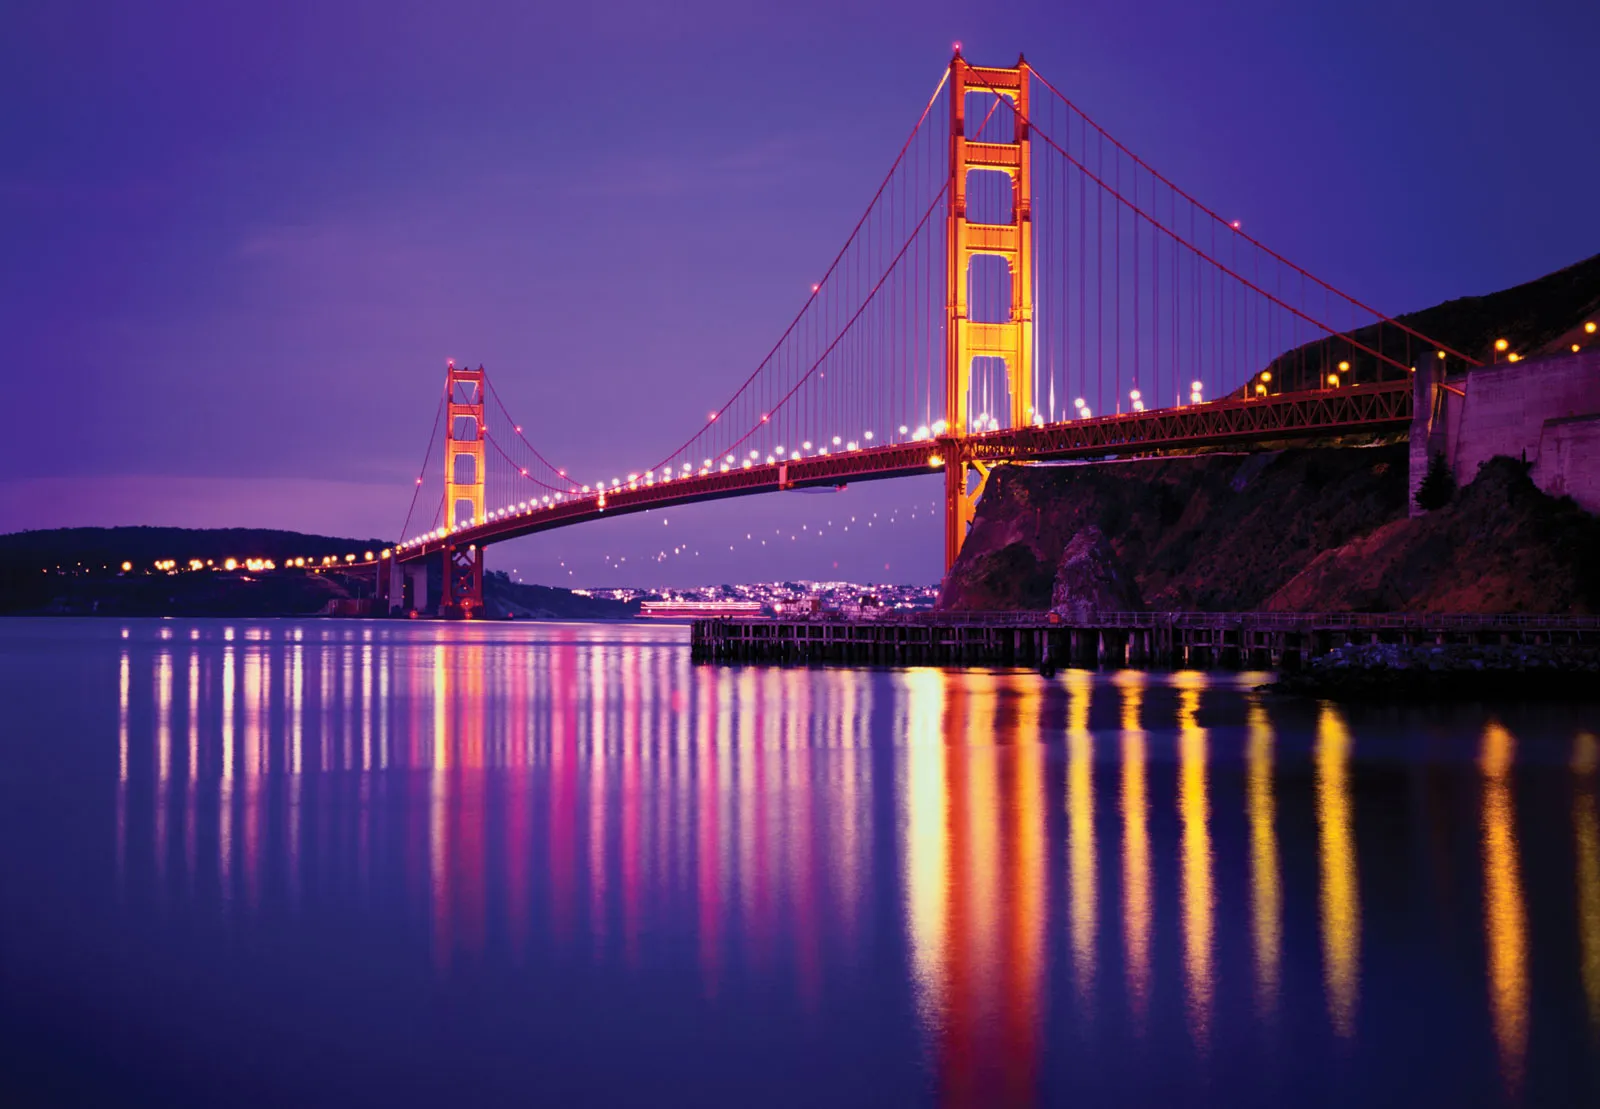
[393,379,1413,565]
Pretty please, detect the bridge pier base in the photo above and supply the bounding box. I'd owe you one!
[405,562,429,615]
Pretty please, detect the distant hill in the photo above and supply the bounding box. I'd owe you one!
[0,525,391,571]
[1237,251,1600,395]
[0,526,635,619]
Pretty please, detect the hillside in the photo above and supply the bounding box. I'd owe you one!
[0,525,391,569]
[1239,251,1600,395]
[0,526,636,619]
[939,448,1600,614]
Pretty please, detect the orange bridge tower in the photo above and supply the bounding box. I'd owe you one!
[944,51,1033,570]
[443,361,486,617]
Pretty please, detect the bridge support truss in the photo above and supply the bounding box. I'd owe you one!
[944,52,1033,569]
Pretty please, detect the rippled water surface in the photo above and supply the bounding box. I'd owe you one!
[1,618,1597,1106]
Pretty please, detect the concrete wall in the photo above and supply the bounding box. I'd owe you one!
[1411,349,1600,513]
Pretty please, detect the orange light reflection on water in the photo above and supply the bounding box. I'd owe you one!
[1481,720,1528,1095]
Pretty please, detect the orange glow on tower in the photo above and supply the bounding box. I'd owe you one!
[443,362,486,616]
[945,53,1033,568]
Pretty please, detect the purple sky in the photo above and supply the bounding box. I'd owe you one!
[3,0,1596,587]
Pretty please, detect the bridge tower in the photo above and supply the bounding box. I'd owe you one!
[944,51,1033,570]
[443,361,486,618]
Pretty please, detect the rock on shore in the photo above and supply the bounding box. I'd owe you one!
[1264,642,1600,701]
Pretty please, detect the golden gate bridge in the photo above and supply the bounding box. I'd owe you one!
[380,51,1474,617]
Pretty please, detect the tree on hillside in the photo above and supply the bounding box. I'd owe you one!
[1415,451,1457,511]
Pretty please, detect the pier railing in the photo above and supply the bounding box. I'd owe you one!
[761,610,1600,632]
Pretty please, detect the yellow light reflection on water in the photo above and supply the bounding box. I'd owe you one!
[1115,670,1151,1030]
[900,668,948,1042]
[117,648,129,888]
[155,649,172,886]
[1575,732,1600,1038]
[1175,671,1213,1049]
[1065,670,1096,1009]
[1481,720,1528,1093]
[1006,671,1047,1096]
[1247,698,1281,1017]
[1316,702,1360,1038]
[220,641,235,891]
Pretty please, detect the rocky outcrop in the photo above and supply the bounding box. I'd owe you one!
[1265,642,1600,701]
[1264,456,1600,613]
[940,446,1410,611]
[1048,526,1142,618]
[939,446,1600,615]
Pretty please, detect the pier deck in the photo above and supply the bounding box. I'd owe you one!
[689,611,1600,671]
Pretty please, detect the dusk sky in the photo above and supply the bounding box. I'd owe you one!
[4,0,1597,586]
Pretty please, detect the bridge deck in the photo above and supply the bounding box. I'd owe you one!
[394,380,1413,563]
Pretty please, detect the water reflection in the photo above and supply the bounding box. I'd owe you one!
[62,620,1600,1106]
[1115,669,1152,1031]
[1247,698,1281,1018]
[1577,733,1600,1039]
[1316,701,1360,1038]
[1481,720,1528,1093]
[1175,671,1214,1050]
[1065,671,1095,1013]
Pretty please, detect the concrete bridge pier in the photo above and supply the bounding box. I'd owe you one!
[405,562,429,614]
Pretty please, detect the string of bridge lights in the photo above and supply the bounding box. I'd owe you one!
[526,500,941,580]
[398,423,941,549]
[399,386,1214,552]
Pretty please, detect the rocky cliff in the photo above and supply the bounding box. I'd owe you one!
[939,446,1600,614]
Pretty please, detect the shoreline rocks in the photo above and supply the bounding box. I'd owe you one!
[1263,641,1600,701]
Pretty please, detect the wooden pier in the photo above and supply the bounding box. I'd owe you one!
[689,611,1600,672]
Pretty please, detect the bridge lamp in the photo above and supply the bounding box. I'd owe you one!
[1507,353,1521,362]
[742,460,752,469]
[703,458,713,469]
[832,436,842,445]
[1337,361,1350,375]
[1327,373,1340,387]
[1575,344,1583,353]
[766,455,776,464]
[1436,350,1447,360]
[1255,383,1268,397]
[864,430,873,440]
[802,441,813,450]
[1129,389,1141,402]
[1587,322,1597,333]
[899,425,909,435]
[1495,338,1509,354]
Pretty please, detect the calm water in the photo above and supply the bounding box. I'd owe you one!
[1,618,1597,1106]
